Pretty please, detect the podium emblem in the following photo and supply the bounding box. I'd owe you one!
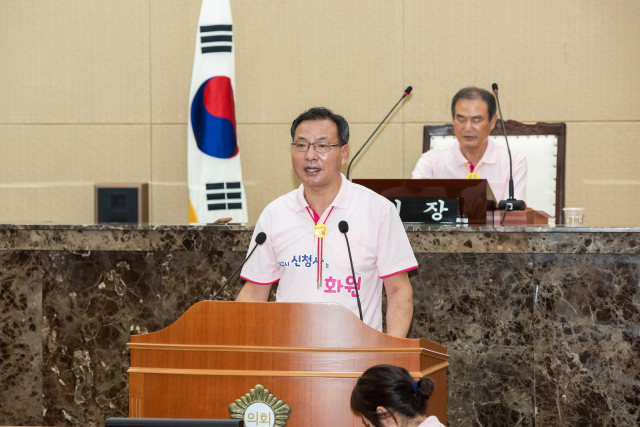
[229,384,291,426]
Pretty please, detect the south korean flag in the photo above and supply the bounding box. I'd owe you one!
[188,0,248,224]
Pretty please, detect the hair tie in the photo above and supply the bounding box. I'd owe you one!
[412,380,420,394]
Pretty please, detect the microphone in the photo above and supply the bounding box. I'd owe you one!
[211,232,267,300]
[338,220,363,321]
[492,83,525,219]
[346,86,413,180]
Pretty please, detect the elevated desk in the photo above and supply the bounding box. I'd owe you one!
[1,223,639,427]
[354,178,554,226]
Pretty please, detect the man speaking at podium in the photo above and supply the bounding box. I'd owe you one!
[411,87,527,201]
[236,107,418,338]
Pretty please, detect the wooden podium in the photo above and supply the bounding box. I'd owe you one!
[127,301,449,426]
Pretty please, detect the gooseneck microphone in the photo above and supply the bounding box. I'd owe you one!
[492,83,525,223]
[211,232,267,301]
[338,220,363,321]
[346,86,413,180]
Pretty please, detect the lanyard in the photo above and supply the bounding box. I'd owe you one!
[305,205,335,289]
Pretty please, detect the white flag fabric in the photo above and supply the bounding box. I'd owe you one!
[188,0,248,224]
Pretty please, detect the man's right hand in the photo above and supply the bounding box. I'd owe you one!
[235,281,272,301]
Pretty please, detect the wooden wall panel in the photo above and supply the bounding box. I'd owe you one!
[232,0,404,125]
[0,0,638,226]
[150,0,201,124]
[565,122,640,226]
[0,0,150,124]
[403,0,640,123]
[0,125,150,184]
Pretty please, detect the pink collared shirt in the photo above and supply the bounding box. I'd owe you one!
[411,137,527,201]
[240,173,418,331]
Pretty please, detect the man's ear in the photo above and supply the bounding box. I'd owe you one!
[490,114,498,130]
[341,144,350,166]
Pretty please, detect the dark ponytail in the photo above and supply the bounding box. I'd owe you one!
[350,364,435,427]
[415,377,435,400]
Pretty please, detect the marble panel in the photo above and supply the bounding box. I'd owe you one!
[41,251,161,427]
[0,251,43,426]
[160,251,277,327]
[149,228,253,252]
[408,231,528,254]
[410,253,535,427]
[529,232,640,255]
[157,251,214,327]
[0,229,20,250]
[534,254,640,427]
[11,230,150,252]
[0,225,639,427]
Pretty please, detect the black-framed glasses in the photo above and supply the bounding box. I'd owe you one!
[291,141,341,153]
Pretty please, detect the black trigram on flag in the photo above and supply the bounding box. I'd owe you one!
[206,182,243,210]
[200,24,232,54]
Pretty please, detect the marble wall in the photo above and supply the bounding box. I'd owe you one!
[0,250,42,425]
[0,225,638,427]
[533,254,640,427]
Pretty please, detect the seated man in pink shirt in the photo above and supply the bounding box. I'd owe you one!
[412,87,527,201]
[236,107,418,338]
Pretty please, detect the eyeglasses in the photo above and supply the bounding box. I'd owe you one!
[291,141,341,153]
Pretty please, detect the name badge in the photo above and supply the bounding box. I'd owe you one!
[313,224,328,238]
[390,198,459,224]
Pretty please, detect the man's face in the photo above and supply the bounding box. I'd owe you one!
[291,119,349,190]
[453,98,498,152]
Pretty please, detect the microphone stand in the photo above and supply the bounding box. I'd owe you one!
[346,87,412,180]
[339,221,363,321]
[211,233,266,300]
[493,84,525,225]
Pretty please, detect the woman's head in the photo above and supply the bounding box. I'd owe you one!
[350,364,435,427]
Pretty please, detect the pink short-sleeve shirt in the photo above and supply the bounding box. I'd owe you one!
[240,174,418,331]
[411,137,527,201]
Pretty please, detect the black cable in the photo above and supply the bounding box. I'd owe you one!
[500,205,508,226]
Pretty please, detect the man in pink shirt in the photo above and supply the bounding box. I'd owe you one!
[412,87,527,201]
[237,107,418,337]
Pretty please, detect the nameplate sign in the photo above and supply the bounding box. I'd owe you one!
[390,198,459,224]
